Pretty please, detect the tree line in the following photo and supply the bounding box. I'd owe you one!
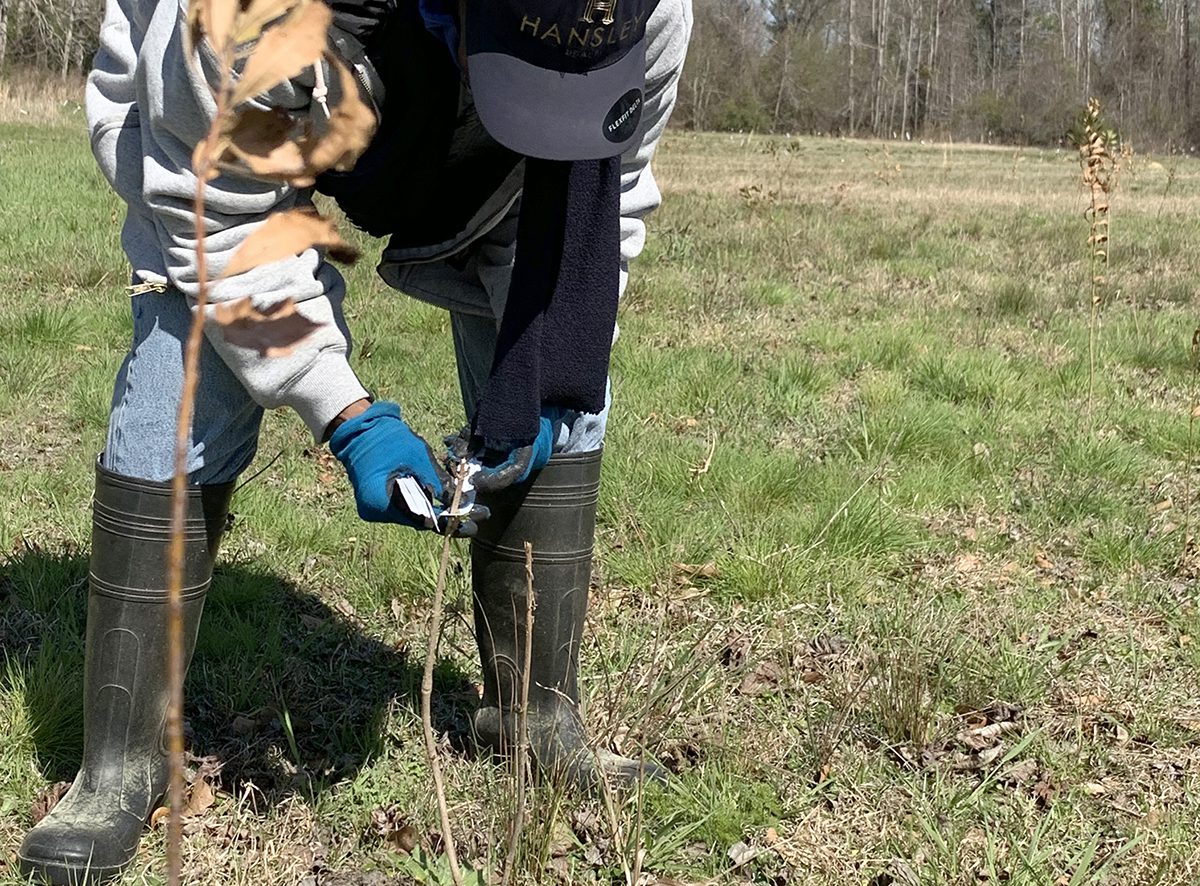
[0,0,1194,145]
[676,0,1193,146]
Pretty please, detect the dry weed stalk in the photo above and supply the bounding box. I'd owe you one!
[499,542,536,886]
[1070,98,1122,416]
[1183,329,1200,568]
[172,1,373,883]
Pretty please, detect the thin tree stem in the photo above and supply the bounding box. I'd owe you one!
[166,86,228,886]
[422,463,468,886]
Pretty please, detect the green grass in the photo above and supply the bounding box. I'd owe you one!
[4,124,1200,884]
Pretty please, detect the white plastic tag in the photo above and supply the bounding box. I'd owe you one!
[393,477,439,528]
[391,461,482,530]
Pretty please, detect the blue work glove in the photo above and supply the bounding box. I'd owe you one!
[447,407,567,494]
[330,401,488,536]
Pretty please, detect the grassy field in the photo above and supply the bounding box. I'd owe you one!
[2,115,1200,885]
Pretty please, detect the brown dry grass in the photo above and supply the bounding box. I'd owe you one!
[0,70,86,125]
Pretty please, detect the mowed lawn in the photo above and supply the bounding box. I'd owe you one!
[3,119,1200,885]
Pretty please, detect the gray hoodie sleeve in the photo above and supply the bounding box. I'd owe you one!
[87,0,370,441]
[617,0,693,296]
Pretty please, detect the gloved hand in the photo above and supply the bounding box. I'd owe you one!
[447,407,567,494]
[330,401,489,536]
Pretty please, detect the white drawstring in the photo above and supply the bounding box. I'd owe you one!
[312,61,331,120]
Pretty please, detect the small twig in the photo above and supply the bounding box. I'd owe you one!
[759,465,883,563]
[421,461,468,886]
[501,542,536,886]
[596,761,635,886]
[232,448,285,494]
[689,433,717,479]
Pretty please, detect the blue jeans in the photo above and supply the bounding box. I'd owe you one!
[103,270,610,485]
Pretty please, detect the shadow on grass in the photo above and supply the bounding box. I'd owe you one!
[0,540,477,802]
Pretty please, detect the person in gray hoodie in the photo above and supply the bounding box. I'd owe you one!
[16,0,692,883]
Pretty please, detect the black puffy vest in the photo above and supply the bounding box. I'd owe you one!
[316,1,522,249]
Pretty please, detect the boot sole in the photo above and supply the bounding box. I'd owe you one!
[17,852,127,886]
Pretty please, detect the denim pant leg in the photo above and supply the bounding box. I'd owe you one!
[104,289,264,485]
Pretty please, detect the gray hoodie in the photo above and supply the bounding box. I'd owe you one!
[85,0,693,441]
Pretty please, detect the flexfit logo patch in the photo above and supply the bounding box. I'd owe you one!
[603,88,643,143]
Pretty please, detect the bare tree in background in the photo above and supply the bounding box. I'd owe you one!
[1,0,100,78]
[0,0,10,71]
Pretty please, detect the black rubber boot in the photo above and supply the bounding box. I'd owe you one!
[17,461,233,885]
[471,449,666,789]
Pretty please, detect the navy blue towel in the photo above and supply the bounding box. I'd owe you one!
[472,156,621,449]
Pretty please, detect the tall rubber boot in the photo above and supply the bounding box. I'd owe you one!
[471,449,666,789]
[18,461,234,885]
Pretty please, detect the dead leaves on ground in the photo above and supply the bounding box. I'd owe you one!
[150,775,218,831]
[29,781,71,824]
[667,560,720,601]
[368,806,418,855]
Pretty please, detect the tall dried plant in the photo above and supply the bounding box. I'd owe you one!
[171,1,373,882]
[1184,329,1200,570]
[1068,98,1122,416]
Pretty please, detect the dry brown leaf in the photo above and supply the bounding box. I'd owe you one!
[212,297,322,357]
[304,55,376,173]
[221,209,358,278]
[955,553,981,573]
[957,724,1000,750]
[200,0,239,54]
[976,744,1005,765]
[235,0,302,44]
[30,782,72,824]
[738,660,784,697]
[186,0,205,55]
[999,758,1039,786]
[673,561,720,581]
[231,0,330,107]
[182,778,216,818]
[728,841,760,867]
[150,806,171,828]
[1034,550,1055,570]
[219,107,312,184]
